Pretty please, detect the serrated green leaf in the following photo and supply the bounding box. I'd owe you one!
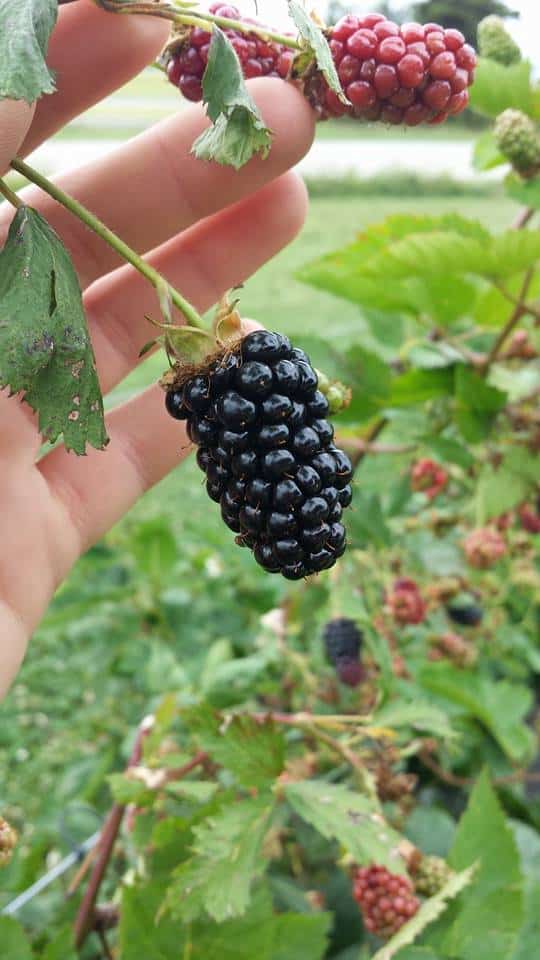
[284,780,404,872]
[473,131,507,171]
[120,878,188,959]
[0,207,108,453]
[440,771,524,960]
[288,1,346,102]
[167,795,274,921]
[511,882,540,960]
[469,57,533,118]
[372,866,477,960]
[347,491,392,549]
[476,451,538,523]
[190,888,276,959]
[183,703,285,788]
[419,665,534,762]
[193,27,271,168]
[0,918,33,960]
[0,0,57,103]
[454,366,507,443]
[505,171,540,211]
[107,772,154,806]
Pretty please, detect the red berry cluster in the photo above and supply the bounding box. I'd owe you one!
[316,14,476,124]
[410,457,449,500]
[353,864,420,939]
[386,577,426,625]
[166,7,476,127]
[167,3,293,103]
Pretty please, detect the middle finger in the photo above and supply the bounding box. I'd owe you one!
[3,80,315,290]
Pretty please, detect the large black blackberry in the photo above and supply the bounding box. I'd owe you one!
[323,617,364,687]
[165,331,353,579]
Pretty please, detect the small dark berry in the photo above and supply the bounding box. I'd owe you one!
[254,543,281,572]
[282,562,307,580]
[275,539,305,562]
[301,522,330,551]
[274,479,305,510]
[338,484,353,507]
[312,418,334,443]
[262,449,297,479]
[207,460,229,486]
[268,511,299,537]
[183,375,210,413]
[165,389,188,420]
[273,359,300,392]
[242,330,290,362]
[217,391,257,429]
[261,393,294,423]
[258,423,290,449]
[300,496,330,525]
[296,464,323,495]
[232,450,259,478]
[292,426,321,458]
[235,360,273,398]
[245,477,273,507]
[239,504,265,533]
[296,361,318,396]
[311,452,337,484]
[196,447,211,472]
[219,428,251,452]
[307,391,330,418]
[206,479,224,502]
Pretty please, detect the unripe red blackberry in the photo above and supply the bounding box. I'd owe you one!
[410,458,448,500]
[353,864,419,938]
[463,527,506,568]
[165,8,475,127]
[165,332,352,579]
[386,578,426,625]
[323,617,364,686]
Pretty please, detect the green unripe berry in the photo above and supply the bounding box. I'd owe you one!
[478,16,521,67]
[494,109,540,176]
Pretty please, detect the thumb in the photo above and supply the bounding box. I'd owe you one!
[0,99,35,177]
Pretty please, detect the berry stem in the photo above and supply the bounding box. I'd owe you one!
[93,0,303,50]
[0,177,23,210]
[10,157,205,330]
[512,206,535,230]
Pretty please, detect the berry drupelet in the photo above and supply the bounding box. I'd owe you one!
[166,5,476,127]
[353,864,420,939]
[323,617,364,687]
[165,331,353,579]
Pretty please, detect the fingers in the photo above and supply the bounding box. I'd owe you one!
[0,100,35,175]
[5,80,315,289]
[86,172,308,394]
[21,0,170,155]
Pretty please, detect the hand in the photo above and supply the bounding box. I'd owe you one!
[0,0,315,700]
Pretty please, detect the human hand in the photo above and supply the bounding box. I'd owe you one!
[0,0,315,699]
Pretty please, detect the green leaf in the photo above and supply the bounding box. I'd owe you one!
[0,918,33,960]
[284,780,404,872]
[0,207,108,453]
[41,926,77,960]
[419,665,534,763]
[131,517,177,582]
[394,951,443,960]
[0,0,57,103]
[390,369,455,407]
[288,1,346,103]
[183,703,286,789]
[372,866,476,960]
[372,701,455,742]
[469,58,533,118]
[347,491,391,549]
[476,450,538,522]
[167,795,274,921]
[440,771,524,960]
[473,131,507,171]
[120,878,188,959]
[271,912,332,960]
[505,171,540,211]
[193,27,271,168]
[189,888,277,959]
[299,337,391,425]
[423,436,475,469]
[108,772,154,806]
[405,807,456,859]
[454,366,507,443]
[511,883,540,960]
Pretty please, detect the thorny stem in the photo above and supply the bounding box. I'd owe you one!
[0,177,23,209]
[10,157,205,331]
[484,267,535,369]
[93,0,303,49]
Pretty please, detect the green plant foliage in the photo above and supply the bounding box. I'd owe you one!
[0,207,108,453]
[0,0,57,102]
[193,27,271,168]
[469,58,533,118]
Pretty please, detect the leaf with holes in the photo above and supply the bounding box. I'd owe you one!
[0,207,108,454]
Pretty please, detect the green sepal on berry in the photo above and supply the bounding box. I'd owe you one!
[478,16,521,67]
[494,109,540,177]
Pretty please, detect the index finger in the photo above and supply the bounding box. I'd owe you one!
[0,99,35,176]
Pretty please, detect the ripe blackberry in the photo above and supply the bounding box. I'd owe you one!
[165,7,475,128]
[446,602,483,627]
[323,617,364,687]
[353,864,419,938]
[165,331,352,578]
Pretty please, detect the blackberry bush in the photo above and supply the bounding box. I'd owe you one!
[166,5,476,127]
[165,331,353,579]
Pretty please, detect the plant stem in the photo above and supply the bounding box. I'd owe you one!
[484,267,535,369]
[0,177,23,210]
[512,206,535,230]
[93,0,302,49]
[10,157,205,330]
